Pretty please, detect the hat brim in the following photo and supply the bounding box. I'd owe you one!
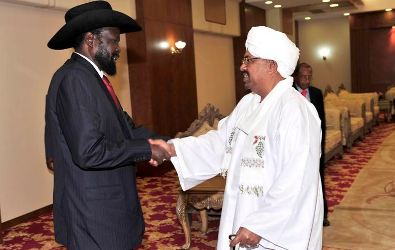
[48,9,142,50]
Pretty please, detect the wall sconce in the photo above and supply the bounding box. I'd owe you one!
[170,41,186,54]
[158,41,170,50]
[158,40,187,54]
[318,47,330,60]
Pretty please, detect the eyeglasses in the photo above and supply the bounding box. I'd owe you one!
[241,57,262,65]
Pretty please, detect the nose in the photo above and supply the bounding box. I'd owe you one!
[240,62,247,71]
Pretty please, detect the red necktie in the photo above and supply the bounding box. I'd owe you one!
[301,89,308,98]
[102,75,120,109]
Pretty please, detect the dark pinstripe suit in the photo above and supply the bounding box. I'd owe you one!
[45,53,155,249]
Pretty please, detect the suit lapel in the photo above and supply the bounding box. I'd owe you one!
[71,54,133,139]
[71,54,121,113]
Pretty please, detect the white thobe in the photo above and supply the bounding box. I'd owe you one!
[171,77,323,250]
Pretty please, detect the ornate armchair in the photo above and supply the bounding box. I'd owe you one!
[384,86,395,120]
[324,107,343,163]
[338,84,380,118]
[324,86,365,149]
[175,104,225,249]
[337,86,377,132]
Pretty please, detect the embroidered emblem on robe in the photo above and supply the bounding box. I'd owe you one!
[253,135,266,158]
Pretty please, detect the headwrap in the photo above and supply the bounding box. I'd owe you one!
[245,26,299,78]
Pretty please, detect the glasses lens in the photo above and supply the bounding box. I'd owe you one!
[241,57,249,65]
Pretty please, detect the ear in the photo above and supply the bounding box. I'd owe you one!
[85,32,94,47]
[268,60,278,74]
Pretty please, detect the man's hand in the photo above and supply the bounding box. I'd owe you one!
[149,142,170,166]
[229,227,261,249]
[148,139,175,166]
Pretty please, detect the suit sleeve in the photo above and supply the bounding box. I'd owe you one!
[316,90,326,160]
[56,73,152,169]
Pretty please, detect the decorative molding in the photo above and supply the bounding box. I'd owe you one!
[350,11,395,93]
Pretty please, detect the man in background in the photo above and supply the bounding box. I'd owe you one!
[294,62,329,226]
[45,1,168,249]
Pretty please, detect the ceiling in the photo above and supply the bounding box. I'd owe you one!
[245,0,395,20]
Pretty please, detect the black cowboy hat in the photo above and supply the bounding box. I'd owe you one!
[48,1,142,50]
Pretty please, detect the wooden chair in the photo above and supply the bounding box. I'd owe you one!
[174,104,225,249]
[176,176,225,249]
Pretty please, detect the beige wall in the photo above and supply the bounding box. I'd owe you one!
[266,8,282,31]
[193,32,236,115]
[192,0,240,115]
[265,9,296,44]
[0,0,134,222]
[297,17,351,92]
[192,0,240,36]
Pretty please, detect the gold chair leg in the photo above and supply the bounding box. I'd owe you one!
[199,210,208,233]
[176,191,191,249]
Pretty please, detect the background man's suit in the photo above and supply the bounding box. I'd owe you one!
[293,84,328,220]
[45,53,156,249]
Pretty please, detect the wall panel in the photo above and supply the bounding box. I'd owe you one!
[350,10,395,93]
[126,0,197,137]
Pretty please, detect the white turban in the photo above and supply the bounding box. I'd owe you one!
[245,26,299,78]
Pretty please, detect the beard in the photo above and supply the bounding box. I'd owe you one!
[95,45,119,76]
[242,71,251,90]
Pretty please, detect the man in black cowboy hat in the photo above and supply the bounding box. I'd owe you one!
[45,1,169,249]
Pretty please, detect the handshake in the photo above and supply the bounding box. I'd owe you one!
[148,139,176,166]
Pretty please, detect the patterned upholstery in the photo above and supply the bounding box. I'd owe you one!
[326,131,342,153]
[385,87,395,116]
[324,91,365,149]
[324,108,343,162]
[385,87,395,102]
[338,89,378,129]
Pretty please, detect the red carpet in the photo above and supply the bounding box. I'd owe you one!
[324,122,395,214]
[1,122,394,250]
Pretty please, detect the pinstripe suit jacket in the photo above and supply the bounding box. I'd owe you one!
[45,53,154,249]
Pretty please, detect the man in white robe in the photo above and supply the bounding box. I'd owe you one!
[150,26,323,250]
